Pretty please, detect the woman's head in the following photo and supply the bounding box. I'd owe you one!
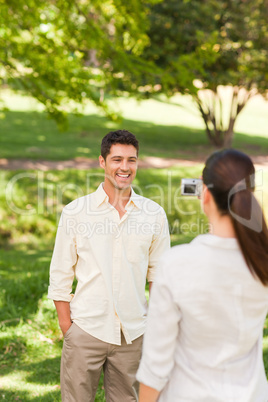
[202,149,255,215]
[202,149,268,285]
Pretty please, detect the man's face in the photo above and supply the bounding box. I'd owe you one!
[99,143,138,191]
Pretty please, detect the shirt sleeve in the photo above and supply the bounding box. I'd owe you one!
[147,209,170,282]
[47,208,78,302]
[137,265,181,391]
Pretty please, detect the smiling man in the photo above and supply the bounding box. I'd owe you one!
[48,130,170,402]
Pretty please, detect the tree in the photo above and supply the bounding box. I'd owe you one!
[0,0,157,127]
[1,0,267,145]
[137,0,268,147]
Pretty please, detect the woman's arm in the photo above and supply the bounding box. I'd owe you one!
[136,266,181,397]
[139,383,160,402]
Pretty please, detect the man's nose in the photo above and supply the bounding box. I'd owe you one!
[120,159,129,171]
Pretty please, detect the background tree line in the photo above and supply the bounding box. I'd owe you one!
[1,0,267,147]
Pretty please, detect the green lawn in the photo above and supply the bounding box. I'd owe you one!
[1,166,268,400]
[1,166,204,401]
[1,91,268,400]
[1,91,268,161]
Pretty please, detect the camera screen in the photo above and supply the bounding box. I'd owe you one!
[184,184,196,194]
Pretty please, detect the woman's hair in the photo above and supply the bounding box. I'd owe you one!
[203,149,268,285]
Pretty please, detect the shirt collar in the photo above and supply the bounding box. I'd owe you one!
[128,188,142,210]
[94,183,109,207]
[94,183,142,210]
[193,234,239,249]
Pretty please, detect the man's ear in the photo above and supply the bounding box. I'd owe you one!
[99,155,105,169]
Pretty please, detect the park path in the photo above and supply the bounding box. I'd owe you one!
[0,155,268,170]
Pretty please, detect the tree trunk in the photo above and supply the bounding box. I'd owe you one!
[223,116,236,147]
[223,127,234,148]
[195,94,224,147]
[195,86,254,148]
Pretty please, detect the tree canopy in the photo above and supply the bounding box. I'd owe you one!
[0,0,157,126]
[1,0,267,145]
[139,0,268,146]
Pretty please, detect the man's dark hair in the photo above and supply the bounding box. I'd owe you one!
[101,130,139,160]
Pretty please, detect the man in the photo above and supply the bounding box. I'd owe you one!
[48,130,170,402]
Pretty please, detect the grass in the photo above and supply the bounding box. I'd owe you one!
[0,166,209,250]
[1,91,268,400]
[0,109,214,160]
[0,90,268,161]
[1,166,206,401]
[0,249,61,401]
[1,167,268,401]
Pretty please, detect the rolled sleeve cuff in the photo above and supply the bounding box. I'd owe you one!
[136,364,167,392]
[147,268,156,283]
[47,287,74,302]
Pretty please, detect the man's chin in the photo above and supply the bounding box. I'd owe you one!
[107,176,133,191]
[115,183,131,191]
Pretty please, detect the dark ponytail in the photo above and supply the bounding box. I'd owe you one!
[203,149,268,285]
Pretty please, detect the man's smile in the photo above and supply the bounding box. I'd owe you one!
[116,173,131,178]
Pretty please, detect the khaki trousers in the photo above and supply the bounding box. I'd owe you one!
[60,323,143,402]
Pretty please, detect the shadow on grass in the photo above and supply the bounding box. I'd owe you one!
[26,356,61,385]
[0,353,61,400]
[0,110,208,160]
[0,385,61,402]
[1,349,61,383]
[233,132,268,154]
[0,350,104,401]
[0,249,52,322]
[0,389,60,402]
[1,110,267,161]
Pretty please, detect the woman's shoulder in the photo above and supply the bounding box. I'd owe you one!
[159,234,239,282]
[158,236,205,281]
[164,234,209,261]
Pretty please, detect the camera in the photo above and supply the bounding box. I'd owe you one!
[181,178,202,196]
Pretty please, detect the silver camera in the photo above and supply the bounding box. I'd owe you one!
[181,178,203,196]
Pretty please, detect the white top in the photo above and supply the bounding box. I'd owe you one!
[137,234,268,401]
[48,183,170,345]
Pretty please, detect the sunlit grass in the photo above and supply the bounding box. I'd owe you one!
[1,166,204,400]
[0,372,61,400]
[0,90,268,160]
[1,88,268,400]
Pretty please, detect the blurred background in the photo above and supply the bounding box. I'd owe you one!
[0,0,268,400]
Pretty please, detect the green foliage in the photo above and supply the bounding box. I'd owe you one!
[1,0,267,146]
[0,0,158,127]
[140,0,268,146]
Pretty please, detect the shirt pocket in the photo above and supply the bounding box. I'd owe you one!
[125,233,153,264]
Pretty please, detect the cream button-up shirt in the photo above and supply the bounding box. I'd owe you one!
[48,183,170,345]
[137,234,268,401]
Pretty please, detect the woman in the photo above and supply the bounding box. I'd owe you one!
[137,149,268,402]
